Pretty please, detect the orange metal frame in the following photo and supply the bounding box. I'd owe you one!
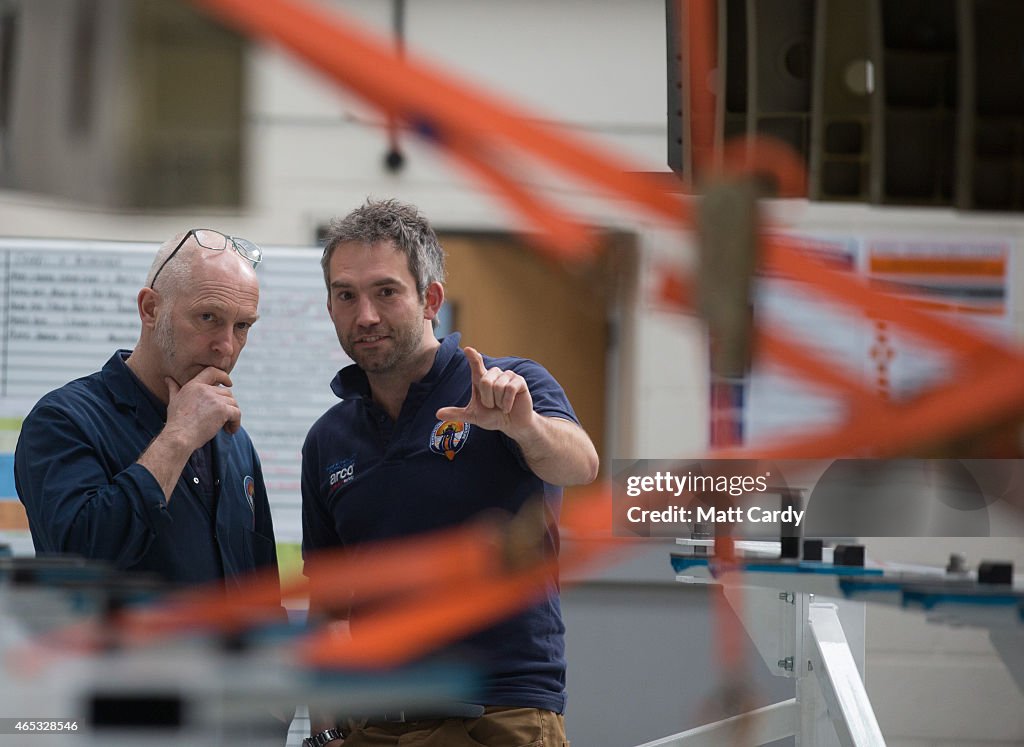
[190,0,1024,460]
[19,0,1019,675]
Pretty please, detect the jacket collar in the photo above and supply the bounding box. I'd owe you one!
[100,350,167,422]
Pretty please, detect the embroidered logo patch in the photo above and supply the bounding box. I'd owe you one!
[429,420,471,461]
[327,457,356,493]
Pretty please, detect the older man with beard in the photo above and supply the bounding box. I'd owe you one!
[15,229,280,588]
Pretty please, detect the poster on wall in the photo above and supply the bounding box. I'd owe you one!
[742,233,1013,445]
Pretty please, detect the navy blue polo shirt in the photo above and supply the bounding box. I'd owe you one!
[15,351,280,588]
[302,333,577,713]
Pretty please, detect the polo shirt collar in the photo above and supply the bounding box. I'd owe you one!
[412,332,463,391]
[330,332,462,400]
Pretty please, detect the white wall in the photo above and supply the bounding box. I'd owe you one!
[1,1,1023,744]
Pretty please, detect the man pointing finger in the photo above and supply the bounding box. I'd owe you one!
[436,346,599,487]
[302,198,598,747]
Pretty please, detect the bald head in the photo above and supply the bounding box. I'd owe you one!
[146,231,259,300]
[127,230,262,401]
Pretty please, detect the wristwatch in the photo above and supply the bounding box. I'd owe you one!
[303,727,343,747]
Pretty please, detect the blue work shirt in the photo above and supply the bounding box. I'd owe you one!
[302,333,577,713]
[15,350,279,589]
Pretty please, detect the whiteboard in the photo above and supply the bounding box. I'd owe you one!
[0,238,349,543]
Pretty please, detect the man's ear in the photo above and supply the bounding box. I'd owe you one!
[138,288,161,330]
[423,281,445,321]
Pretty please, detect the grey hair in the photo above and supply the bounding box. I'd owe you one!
[320,198,447,298]
[145,232,194,298]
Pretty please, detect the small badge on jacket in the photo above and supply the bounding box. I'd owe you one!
[243,475,255,516]
[430,420,471,461]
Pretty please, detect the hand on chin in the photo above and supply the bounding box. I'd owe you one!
[182,363,230,382]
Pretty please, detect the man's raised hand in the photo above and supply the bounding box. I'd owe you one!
[435,347,536,437]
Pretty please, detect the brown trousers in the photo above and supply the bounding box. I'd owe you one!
[340,706,568,747]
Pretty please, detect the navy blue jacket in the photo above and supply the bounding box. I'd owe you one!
[15,351,279,589]
[302,333,577,713]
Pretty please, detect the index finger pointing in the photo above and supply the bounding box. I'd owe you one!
[463,347,487,382]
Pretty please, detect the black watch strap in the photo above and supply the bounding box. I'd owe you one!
[303,727,343,747]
